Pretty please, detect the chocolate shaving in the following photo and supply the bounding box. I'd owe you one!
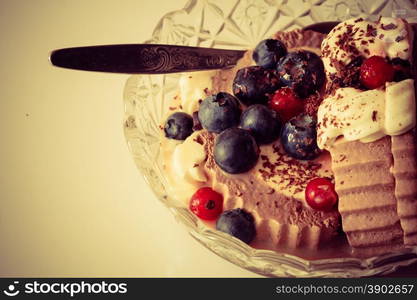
[193,135,204,145]
[395,35,405,42]
[266,188,275,195]
[338,154,347,162]
[192,111,203,131]
[325,56,364,95]
[381,23,397,30]
[366,24,377,37]
[372,110,378,122]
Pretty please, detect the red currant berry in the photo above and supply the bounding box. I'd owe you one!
[268,87,304,122]
[360,56,394,89]
[305,178,338,211]
[189,187,223,220]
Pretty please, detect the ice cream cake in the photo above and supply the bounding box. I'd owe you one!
[160,17,417,259]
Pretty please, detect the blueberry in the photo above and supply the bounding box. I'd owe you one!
[232,66,281,106]
[214,128,259,174]
[276,51,325,98]
[164,112,194,140]
[216,208,256,244]
[239,104,281,144]
[198,92,241,133]
[253,39,287,69]
[281,114,320,160]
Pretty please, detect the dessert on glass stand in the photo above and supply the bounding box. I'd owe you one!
[160,16,417,262]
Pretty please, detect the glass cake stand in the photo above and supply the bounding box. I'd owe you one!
[123,0,417,277]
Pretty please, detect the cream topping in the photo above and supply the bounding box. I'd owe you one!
[179,71,216,115]
[163,131,207,203]
[160,71,216,204]
[317,79,416,149]
[321,17,412,75]
[172,132,207,183]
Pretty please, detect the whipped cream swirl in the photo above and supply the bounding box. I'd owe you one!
[317,79,416,149]
[321,17,413,76]
[172,131,207,184]
[179,71,216,115]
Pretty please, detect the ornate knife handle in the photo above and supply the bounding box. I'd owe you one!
[50,44,246,74]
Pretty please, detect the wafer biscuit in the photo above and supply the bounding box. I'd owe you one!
[391,131,417,245]
[330,137,405,256]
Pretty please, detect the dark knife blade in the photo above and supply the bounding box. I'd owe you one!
[50,44,246,74]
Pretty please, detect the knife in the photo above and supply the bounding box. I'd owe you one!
[50,44,247,74]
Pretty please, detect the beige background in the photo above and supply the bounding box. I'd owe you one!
[0,0,259,277]
[0,0,415,277]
